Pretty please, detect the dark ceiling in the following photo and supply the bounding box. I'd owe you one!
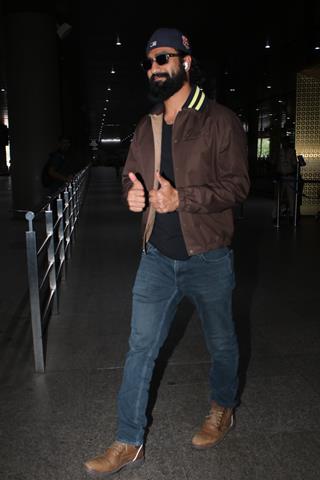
[73,1,319,140]
[4,1,320,143]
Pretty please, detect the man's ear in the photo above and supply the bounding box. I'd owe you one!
[183,55,192,71]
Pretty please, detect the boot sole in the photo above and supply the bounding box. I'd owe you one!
[85,458,144,477]
[191,419,235,450]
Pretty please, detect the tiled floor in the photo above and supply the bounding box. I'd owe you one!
[1,167,320,479]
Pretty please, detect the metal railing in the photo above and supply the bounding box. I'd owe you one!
[273,156,306,229]
[24,165,90,372]
[273,176,320,229]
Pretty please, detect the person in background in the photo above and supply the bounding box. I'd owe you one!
[272,137,298,224]
[42,137,73,193]
[85,27,250,477]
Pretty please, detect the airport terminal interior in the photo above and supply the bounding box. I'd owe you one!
[1,1,320,479]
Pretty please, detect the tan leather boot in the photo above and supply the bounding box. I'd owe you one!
[84,441,144,476]
[192,401,234,449]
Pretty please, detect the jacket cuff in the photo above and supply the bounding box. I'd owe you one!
[177,188,186,211]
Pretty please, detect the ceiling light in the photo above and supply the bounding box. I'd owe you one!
[57,22,72,40]
[101,138,121,143]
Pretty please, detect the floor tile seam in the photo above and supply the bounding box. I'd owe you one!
[44,361,210,374]
[44,365,126,374]
[46,326,130,335]
[42,363,208,376]
[244,371,297,379]
[257,321,320,335]
[162,360,210,366]
[261,371,320,384]
[236,350,291,359]
[235,424,320,434]
[239,361,298,376]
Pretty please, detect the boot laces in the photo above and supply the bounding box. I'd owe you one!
[206,406,225,428]
[109,441,127,456]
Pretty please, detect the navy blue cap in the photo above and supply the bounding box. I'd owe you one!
[146,28,191,54]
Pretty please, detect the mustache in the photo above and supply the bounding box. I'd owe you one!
[150,73,170,81]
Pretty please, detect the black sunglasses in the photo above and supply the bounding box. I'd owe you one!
[141,53,184,71]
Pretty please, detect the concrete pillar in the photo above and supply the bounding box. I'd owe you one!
[247,101,259,175]
[0,1,9,175]
[5,11,61,211]
[0,123,9,173]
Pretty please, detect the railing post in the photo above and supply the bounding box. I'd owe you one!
[64,188,71,256]
[25,211,45,373]
[74,177,80,223]
[56,194,65,273]
[69,183,75,234]
[45,206,58,314]
[293,161,301,228]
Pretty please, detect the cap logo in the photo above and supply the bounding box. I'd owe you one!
[182,35,190,50]
[146,29,192,54]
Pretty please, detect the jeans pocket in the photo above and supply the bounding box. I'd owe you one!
[145,242,160,255]
[199,247,230,264]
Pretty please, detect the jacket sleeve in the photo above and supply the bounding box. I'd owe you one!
[121,131,140,204]
[177,113,250,214]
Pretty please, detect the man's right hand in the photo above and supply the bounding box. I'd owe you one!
[127,172,146,212]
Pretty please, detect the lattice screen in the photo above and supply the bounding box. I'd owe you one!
[295,72,320,215]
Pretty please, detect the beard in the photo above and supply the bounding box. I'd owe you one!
[148,65,187,103]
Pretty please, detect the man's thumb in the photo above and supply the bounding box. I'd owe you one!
[156,170,168,187]
[128,172,139,184]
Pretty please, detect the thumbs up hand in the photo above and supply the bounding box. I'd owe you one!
[149,171,179,213]
[127,172,146,212]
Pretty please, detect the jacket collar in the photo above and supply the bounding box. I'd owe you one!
[150,85,207,115]
[182,85,207,111]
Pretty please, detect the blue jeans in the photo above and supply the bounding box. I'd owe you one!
[116,243,239,445]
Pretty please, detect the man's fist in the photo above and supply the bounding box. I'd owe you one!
[127,172,146,212]
[149,171,179,213]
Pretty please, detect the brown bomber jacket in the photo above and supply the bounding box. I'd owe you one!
[122,86,250,256]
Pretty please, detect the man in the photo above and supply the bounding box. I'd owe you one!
[85,28,250,477]
[42,137,73,193]
[272,137,298,224]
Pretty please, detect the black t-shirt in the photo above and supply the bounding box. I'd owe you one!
[149,121,189,260]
